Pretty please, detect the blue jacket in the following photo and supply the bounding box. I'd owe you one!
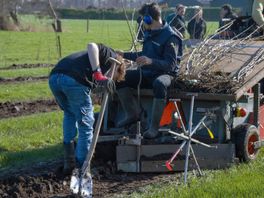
[124,22,183,76]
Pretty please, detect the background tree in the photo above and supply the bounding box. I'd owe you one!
[0,0,21,30]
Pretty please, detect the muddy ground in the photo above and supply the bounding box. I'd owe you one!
[0,63,54,70]
[0,99,59,119]
[0,159,179,198]
[0,76,48,84]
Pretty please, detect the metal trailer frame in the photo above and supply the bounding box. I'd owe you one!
[96,40,264,173]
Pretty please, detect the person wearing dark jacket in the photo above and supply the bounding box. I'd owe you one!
[166,4,187,38]
[187,6,207,39]
[218,4,238,38]
[49,43,125,174]
[117,2,183,139]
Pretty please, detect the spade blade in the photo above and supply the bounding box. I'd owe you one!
[70,168,80,194]
[80,173,93,198]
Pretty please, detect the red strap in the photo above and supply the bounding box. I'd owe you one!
[92,71,107,81]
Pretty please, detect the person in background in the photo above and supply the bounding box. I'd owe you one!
[116,2,183,139]
[187,6,207,39]
[158,0,169,20]
[218,4,238,38]
[219,4,238,28]
[166,4,187,38]
[48,43,125,174]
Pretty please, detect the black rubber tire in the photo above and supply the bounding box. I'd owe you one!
[231,124,260,163]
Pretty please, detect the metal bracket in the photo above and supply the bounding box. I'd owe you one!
[254,140,264,149]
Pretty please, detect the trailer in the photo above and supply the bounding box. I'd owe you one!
[96,40,264,175]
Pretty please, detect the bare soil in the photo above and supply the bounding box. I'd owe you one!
[0,99,59,119]
[0,76,48,84]
[0,63,54,70]
[0,159,178,198]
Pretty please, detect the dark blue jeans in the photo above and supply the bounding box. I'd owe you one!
[116,69,173,99]
[49,74,94,165]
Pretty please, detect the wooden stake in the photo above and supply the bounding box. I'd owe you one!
[87,19,89,33]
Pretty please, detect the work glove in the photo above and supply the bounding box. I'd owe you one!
[92,70,109,87]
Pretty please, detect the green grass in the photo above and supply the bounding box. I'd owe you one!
[0,80,51,103]
[0,111,63,170]
[0,19,132,68]
[0,67,52,78]
[204,22,218,37]
[129,150,264,198]
[0,16,219,68]
[0,106,100,170]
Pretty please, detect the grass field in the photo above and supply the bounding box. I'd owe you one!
[3,17,260,197]
[0,81,51,103]
[129,150,264,198]
[0,67,52,78]
[0,17,218,68]
[0,111,63,170]
[0,19,132,68]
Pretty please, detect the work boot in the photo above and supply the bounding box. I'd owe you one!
[63,141,76,175]
[143,98,166,139]
[116,88,141,127]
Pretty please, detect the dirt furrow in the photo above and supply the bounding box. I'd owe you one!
[0,99,59,119]
[0,76,48,84]
[0,159,178,198]
[0,63,54,70]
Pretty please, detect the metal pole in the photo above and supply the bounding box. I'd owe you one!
[184,95,195,184]
[174,101,187,133]
[190,145,202,176]
[136,121,141,172]
[253,83,260,129]
[188,96,195,134]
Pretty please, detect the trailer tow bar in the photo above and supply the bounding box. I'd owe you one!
[162,94,217,184]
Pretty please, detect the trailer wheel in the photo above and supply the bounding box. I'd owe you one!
[232,124,260,163]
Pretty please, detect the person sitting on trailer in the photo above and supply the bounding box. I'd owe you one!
[187,6,207,40]
[116,2,183,139]
[48,43,125,174]
[166,4,187,38]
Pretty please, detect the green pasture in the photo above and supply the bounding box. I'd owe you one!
[0,19,132,68]
[0,111,63,170]
[0,106,100,170]
[0,67,52,78]
[129,150,264,198]
[0,16,219,68]
[3,16,255,197]
[0,81,52,103]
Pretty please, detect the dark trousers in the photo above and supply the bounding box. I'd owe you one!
[116,69,173,99]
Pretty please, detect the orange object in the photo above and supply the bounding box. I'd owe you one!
[160,101,186,127]
[159,102,176,126]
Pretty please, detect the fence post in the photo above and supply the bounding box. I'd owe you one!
[57,35,62,59]
[87,19,89,33]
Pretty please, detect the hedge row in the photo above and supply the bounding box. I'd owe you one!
[56,7,240,22]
